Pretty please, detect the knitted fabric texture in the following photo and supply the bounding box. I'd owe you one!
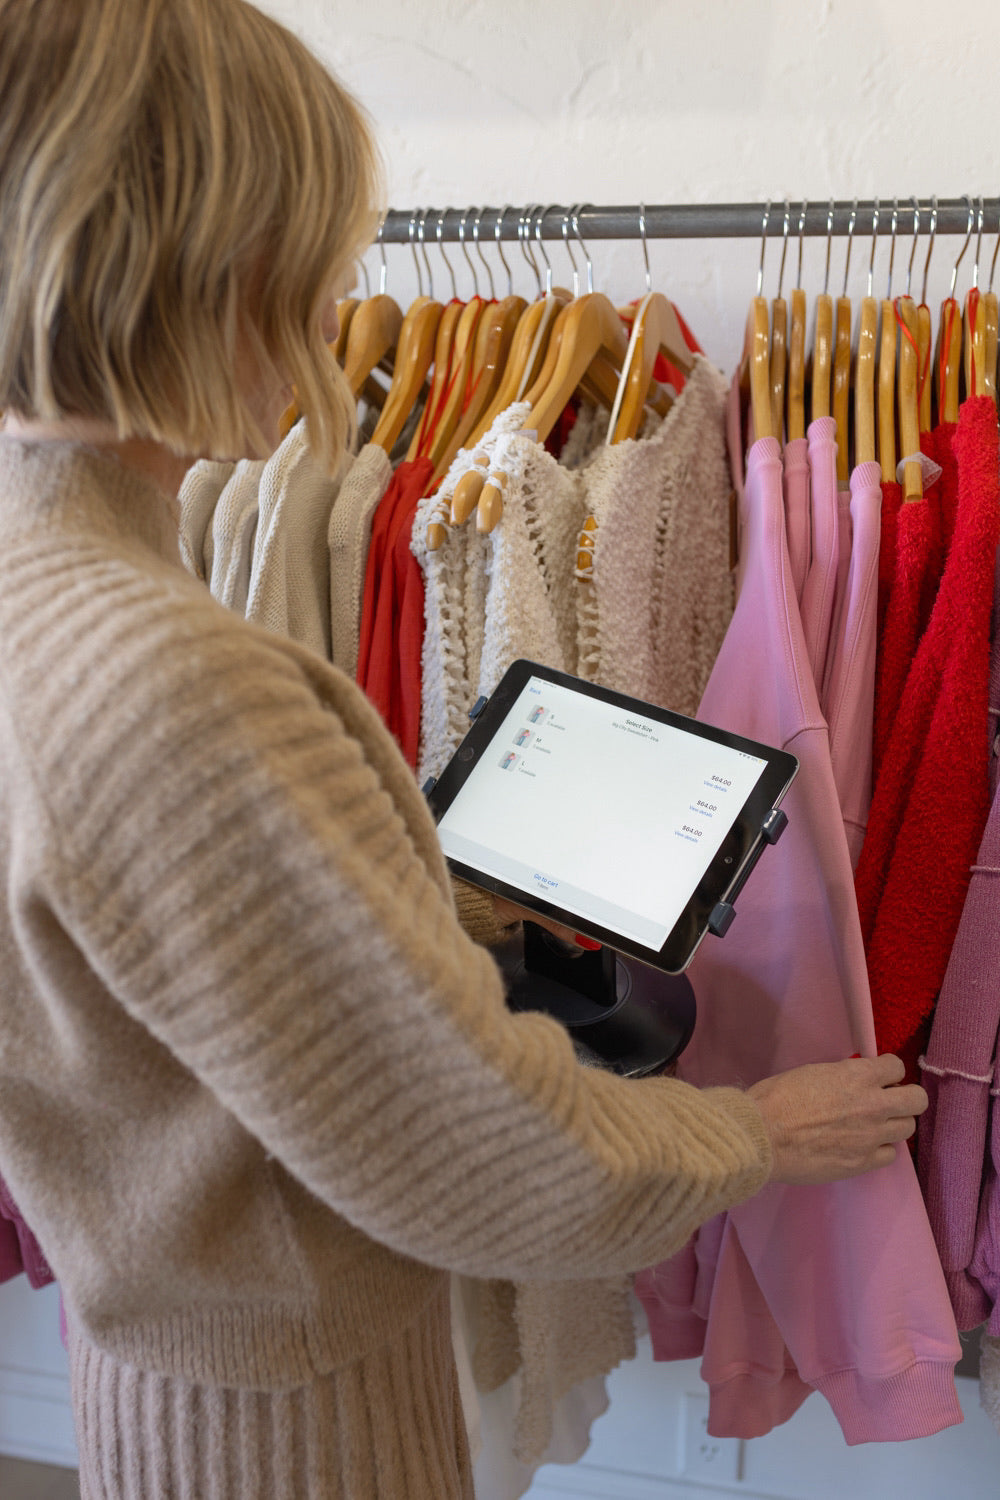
[0,438,772,1481]
[918,779,1000,1334]
[412,403,528,784]
[643,357,733,717]
[858,397,1000,1057]
[246,421,351,660]
[177,458,233,582]
[69,1283,472,1500]
[327,443,392,676]
[208,458,262,615]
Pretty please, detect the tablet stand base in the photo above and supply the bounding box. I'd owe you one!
[493,923,696,1079]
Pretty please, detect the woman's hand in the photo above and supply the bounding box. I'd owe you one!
[748,1053,928,1185]
[491,895,588,947]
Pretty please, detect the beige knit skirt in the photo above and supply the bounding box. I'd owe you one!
[68,1287,473,1500]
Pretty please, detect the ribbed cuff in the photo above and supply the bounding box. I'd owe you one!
[450,877,519,948]
[814,1359,963,1444]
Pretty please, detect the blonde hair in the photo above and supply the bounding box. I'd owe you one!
[0,0,381,470]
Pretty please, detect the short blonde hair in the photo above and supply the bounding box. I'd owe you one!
[0,0,381,469]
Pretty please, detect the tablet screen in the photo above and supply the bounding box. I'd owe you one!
[429,660,797,972]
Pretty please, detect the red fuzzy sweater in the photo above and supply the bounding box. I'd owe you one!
[855,396,1000,1057]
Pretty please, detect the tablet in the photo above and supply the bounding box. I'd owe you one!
[426,660,798,974]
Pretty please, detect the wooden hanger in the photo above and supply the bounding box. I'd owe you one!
[962,200,988,402]
[937,199,974,423]
[430,294,525,486]
[370,295,443,454]
[333,298,359,363]
[897,295,922,501]
[984,289,999,406]
[342,294,403,397]
[611,291,694,443]
[785,202,808,441]
[855,292,877,466]
[830,203,856,478]
[807,202,835,426]
[517,292,628,444]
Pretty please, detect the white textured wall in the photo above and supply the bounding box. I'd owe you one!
[256,0,1000,370]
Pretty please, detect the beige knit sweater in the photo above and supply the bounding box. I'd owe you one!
[0,441,770,1425]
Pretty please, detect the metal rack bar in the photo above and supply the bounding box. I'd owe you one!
[380,199,997,244]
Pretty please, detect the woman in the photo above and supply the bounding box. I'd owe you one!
[0,1,926,1495]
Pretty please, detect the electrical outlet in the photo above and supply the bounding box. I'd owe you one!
[680,1391,743,1482]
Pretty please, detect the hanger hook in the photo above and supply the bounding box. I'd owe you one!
[534,206,556,295]
[374,214,388,296]
[886,198,899,300]
[950,194,974,300]
[796,198,808,288]
[436,209,458,300]
[776,198,791,298]
[842,198,857,297]
[519,205,543,297]
[416,209,434,301]
[822,198,834,296]
[638,202,652,293]
[757,200,771,298]
[866,197,880,298]
[495,207,513,298]
[457,208,479,297]
[572,204,594,294]
[562,206,581,299]
[921,196,938,304]
[471,208,495,299]
[408,209,424,298]
[905,197,920,297]
[973,194,985,290]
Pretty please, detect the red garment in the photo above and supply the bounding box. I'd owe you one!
[857,397,1000,1059]
[875,479,902,645]
[357,457,433,770]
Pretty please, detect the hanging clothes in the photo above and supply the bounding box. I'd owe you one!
[328,443,393,676]
[635,435,962,1445]
[824,462,882,867]
[799,416,840,692]
[208,459,262,616]
[783,436,811,604]
[857,396,1000,1062]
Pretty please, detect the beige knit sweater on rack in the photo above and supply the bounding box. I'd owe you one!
[0,440,771,1486]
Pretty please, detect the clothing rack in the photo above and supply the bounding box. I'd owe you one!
[380,199,999,244]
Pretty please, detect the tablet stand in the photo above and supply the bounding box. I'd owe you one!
[492,923,696,1079]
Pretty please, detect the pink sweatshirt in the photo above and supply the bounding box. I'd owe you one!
[782,437,811,606]
[825,463,882,867]
[635,436,962,1445]
[799,417,840,691]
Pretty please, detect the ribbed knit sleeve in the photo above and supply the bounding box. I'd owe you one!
[0,444,771,1296]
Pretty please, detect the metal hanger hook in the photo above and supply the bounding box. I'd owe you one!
[921,196,938,305]
[519,205,543,297]
[757,200,771,299]
[949,195,974,301]
[562,206,581,300]
[416,209,434,301]
[375,214,388,297]
[842,198,857,298]
[471,208,495,299]
[822,198,834,297]
[408,209,424,298]
[886,198,899,300]
[436,209,458,300]
[905,197,920,298]
[866,197,880,299]
[534,206,556,295]
[973,195,985,290]
[572,204,594,294]
[776,199,791,299]
[494,208,513,298]
[457,208,478,297]
[639,202,652,294]
[796,199,808,289]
